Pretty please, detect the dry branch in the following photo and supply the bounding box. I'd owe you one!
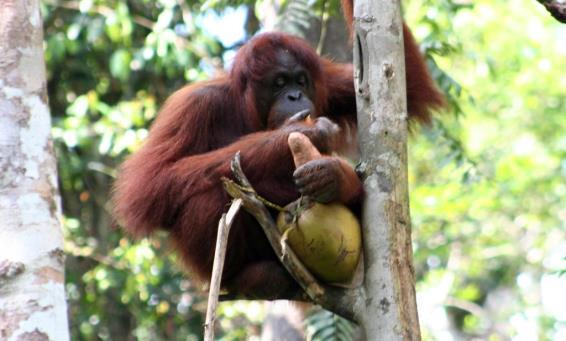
[204,199,242,341]
[538,0,566,23]
[221,153,362,322]
[222,154,325,300]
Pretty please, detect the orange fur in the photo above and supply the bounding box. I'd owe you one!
[113,18,444,295]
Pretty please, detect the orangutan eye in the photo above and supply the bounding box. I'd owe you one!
[297,74,307,87]
[274,76,286,88]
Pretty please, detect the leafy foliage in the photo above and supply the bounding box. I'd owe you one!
[305,310,355,341]
[406,0,566,339]
[44,0,566,339]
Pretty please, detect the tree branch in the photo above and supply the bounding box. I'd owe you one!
[353,0,420,339]
[204,199,242,341]
[221,153,363,322]
[537,0,566,23]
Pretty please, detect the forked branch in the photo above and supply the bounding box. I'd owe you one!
[221,152,362,322]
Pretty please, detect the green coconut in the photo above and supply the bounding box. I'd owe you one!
[277,199,361,285]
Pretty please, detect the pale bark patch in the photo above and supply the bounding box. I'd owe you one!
[0,0,70,339]
[33,266,64,285]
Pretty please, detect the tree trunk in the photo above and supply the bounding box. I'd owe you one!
[353,0,421,339]
[261,301,306,341]
[0,0,70,340]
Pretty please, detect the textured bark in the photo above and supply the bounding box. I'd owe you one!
[353,0,421,340]
[538,0,566,23]
[261,301,306,341]
[0,0,70,340]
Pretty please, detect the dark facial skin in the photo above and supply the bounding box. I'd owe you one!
[254,52,360,205]
[255,52,315,129]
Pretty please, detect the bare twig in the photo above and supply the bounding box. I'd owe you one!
[65,243,127,270]
[203,199,243,341]
[316,0,330,55]
[176,0,195,33]
[537,0,566,23]
[445,297,490,324]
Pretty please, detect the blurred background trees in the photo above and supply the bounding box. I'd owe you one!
[42,0,566,339]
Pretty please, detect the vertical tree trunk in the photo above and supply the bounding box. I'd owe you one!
[353,0,421,339]
[261,301,306,341]
[0,1,70,340]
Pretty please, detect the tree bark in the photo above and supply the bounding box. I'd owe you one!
[261,301,307,341]
[0,0,70,340]
[538,0,566,23]
[353,0,421,340]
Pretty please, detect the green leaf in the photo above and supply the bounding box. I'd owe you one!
[110,49,132,81]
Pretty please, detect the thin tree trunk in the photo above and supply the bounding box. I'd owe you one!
[353,0,421,339]
[0,0,70,340]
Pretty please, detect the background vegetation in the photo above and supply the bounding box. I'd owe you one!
[42,0,566,339]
